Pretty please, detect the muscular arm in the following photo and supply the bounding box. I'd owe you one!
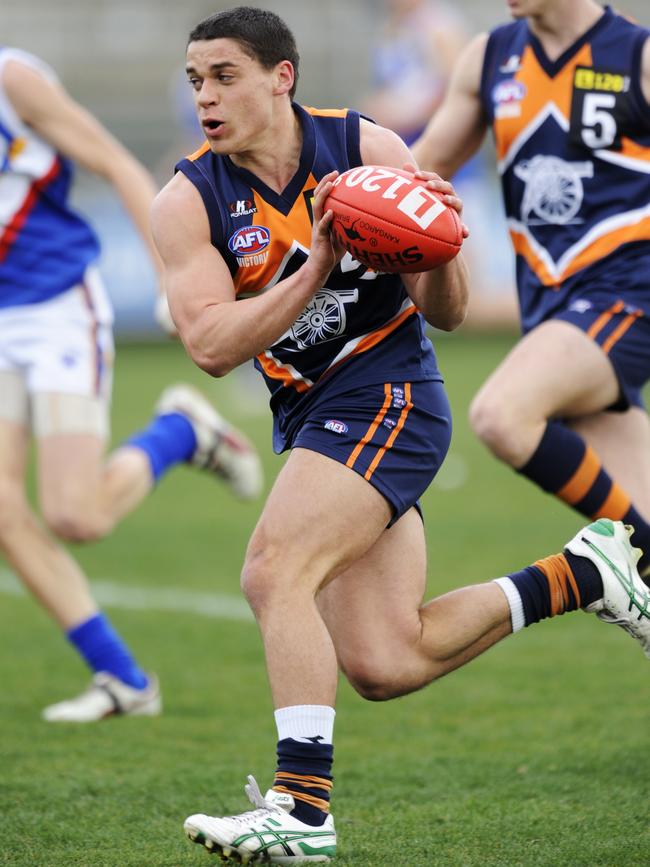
[151,172,340,377]
[3,59,162,274]
[411,34,489,179]
[360,119,469,331]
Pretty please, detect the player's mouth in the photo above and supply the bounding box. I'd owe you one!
[202,119,224,138]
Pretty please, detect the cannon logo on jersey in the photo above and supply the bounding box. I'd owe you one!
[228,225,271,267]
[289,288,359,349]
[514,155,593,225]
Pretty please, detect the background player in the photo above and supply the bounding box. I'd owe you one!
[151,8,650,862]
[413,0,650,574]
[0,47,262,722]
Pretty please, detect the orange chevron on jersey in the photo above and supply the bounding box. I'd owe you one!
[493,43,592,166]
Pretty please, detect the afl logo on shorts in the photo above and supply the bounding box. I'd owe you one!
[324,419,348,435]
[228,226,271,267]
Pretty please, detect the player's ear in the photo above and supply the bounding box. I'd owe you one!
[273,60,294,97]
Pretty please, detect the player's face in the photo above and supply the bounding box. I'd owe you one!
[186,38,282,155]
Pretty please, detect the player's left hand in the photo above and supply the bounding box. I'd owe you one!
[306,170,346,282]
[404,163,470,239]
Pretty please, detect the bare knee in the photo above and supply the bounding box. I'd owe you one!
[241,539,304,616]
[343,653,444,702]
[40,493,113,543]
[469,388,536,466]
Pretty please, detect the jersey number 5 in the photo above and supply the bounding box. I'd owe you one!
[580,93,617,149]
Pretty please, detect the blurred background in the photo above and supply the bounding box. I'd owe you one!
[3,0,648,336]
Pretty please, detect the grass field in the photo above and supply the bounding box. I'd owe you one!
[2,334,650,867]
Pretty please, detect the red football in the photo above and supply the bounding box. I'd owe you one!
[325,165,463,273]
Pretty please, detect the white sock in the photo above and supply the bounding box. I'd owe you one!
[274,705,335,744]
[493,576,526,632]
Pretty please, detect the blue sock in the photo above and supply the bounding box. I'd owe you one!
[125,412,197,482]
[66,612,148,689]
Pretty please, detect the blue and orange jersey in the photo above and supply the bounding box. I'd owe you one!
[480,7,650,331]
[0,48,100,308]
[175,104,440,451]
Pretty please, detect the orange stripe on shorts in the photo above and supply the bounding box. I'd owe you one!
[586,300,625,340]
[364,383,413,482]
[346,383,392,470]
[601,309,642,355]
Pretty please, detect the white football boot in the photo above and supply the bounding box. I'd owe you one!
[565,518,650,657]
[184,775,336,864]
[155,383,263,501]
[42,672,161,722]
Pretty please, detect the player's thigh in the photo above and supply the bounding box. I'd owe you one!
[244,447,394,599]
[0,372,31,497]
[569,407,650,515]
[36,424,108,517]
[475,319,620,420]
[244,378,452,596]
[317,505,427,674]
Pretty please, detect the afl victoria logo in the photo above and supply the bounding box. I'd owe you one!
[228,226,271,267]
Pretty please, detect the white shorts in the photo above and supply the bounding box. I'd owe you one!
[0,267,114,437]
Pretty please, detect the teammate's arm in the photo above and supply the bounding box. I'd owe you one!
[360,119,469,331]
[411,34,488,178]
[151,171,341,377]
[641,36,650,104]
[3,59,162,276]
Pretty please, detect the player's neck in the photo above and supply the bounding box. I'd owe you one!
[527,0,604,61]
[229,103,302,194]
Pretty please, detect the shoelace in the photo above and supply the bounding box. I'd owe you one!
[220,776,285,826]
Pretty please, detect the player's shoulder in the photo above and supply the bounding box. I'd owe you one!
[0,47,57,85]
[152,171,208,236]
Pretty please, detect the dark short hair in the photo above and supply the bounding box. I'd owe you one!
[188,6,300,99]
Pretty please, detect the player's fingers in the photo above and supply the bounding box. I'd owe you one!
[443,194,463,215]
[461,223,470,239]
[312,179,335,221]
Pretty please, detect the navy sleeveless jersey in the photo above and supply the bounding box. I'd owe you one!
[175,104,441,451]
[480,6,650,331]
[0,48,100,308]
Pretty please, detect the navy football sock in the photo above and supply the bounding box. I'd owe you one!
[273,738,333,827]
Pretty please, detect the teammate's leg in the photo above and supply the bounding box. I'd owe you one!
[469,319,650,568]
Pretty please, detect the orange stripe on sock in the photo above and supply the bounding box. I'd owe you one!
[274,772,333,792]
[556,446,601,505]
[533,553,581,615]
[364,383,413,482]
[595,484,631,521]
[601,310,643,355]
[272,786,330,812]
[586,300,625,340]
[346,383,392,470]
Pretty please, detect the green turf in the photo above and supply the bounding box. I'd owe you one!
[2,335,649,866]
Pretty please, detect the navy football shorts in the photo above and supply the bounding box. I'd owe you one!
[291,379,452,525]
[555,298,650,410]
